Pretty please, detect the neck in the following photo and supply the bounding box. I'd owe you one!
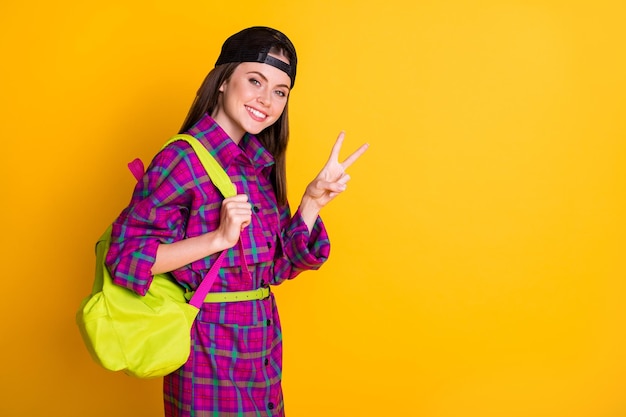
[210,108,244,144]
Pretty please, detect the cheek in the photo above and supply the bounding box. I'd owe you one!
[274,101,288,116]
[226,82,253,102]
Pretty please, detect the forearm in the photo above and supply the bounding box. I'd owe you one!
[270,207,331,285]
[150,231,230,274]
[298,195,322,233]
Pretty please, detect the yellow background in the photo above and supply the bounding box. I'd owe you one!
[1,1,625,416]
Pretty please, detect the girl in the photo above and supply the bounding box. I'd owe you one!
[106,26,368,416]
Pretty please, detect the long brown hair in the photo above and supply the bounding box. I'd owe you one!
[178,60,291,206]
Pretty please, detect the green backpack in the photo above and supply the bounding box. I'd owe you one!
[76,134,236,378]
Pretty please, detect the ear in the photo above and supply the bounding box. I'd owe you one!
[219,79,227,93]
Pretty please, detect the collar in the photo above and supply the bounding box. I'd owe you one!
[186,113,274,171]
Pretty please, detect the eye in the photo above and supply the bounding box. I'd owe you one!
[274,89,288,98]
[249,78,261,86]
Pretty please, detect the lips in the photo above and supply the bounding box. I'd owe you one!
[245,105,268,121]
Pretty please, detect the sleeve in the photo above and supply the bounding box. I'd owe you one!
[270,204,331,285]
[104,145,194,295]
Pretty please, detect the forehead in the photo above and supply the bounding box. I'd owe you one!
[234,61,292,87]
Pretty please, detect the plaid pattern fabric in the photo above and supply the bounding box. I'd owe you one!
[106,114,330,415]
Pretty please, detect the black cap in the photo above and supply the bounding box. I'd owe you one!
[215,26,297,87]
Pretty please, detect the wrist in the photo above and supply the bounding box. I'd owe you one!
[203,230,230,254]
[301,194,322,213]
[299,195,321,232]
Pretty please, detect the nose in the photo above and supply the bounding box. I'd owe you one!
[257,89,271,106]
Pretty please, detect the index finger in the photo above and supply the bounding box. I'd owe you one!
[224,194,249,203]
[328,131,346,162]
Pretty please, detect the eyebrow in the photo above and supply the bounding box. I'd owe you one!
[247,71,291,90]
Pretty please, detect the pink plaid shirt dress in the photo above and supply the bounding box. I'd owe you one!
[106,114,330,416]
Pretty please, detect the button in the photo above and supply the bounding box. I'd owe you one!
[267,241,272,249]
[266,319,271,326]
[253,206,260,213]
[260,279,265,286]
[265,358,269,366]
[268,402,274,410]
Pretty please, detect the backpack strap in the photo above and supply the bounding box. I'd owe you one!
[161,134,249,308]
[163,134,237,198]
[127,158,145,182]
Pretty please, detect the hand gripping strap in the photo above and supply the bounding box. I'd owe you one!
[162,134,251,309]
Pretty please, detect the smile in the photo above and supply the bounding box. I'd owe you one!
[245,105,267,121]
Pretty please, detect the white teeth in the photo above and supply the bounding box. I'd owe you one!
[246,106,267,119]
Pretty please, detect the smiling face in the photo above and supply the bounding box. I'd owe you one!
[211,53,292,142]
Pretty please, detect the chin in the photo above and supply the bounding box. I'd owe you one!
[246,123,273,136]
